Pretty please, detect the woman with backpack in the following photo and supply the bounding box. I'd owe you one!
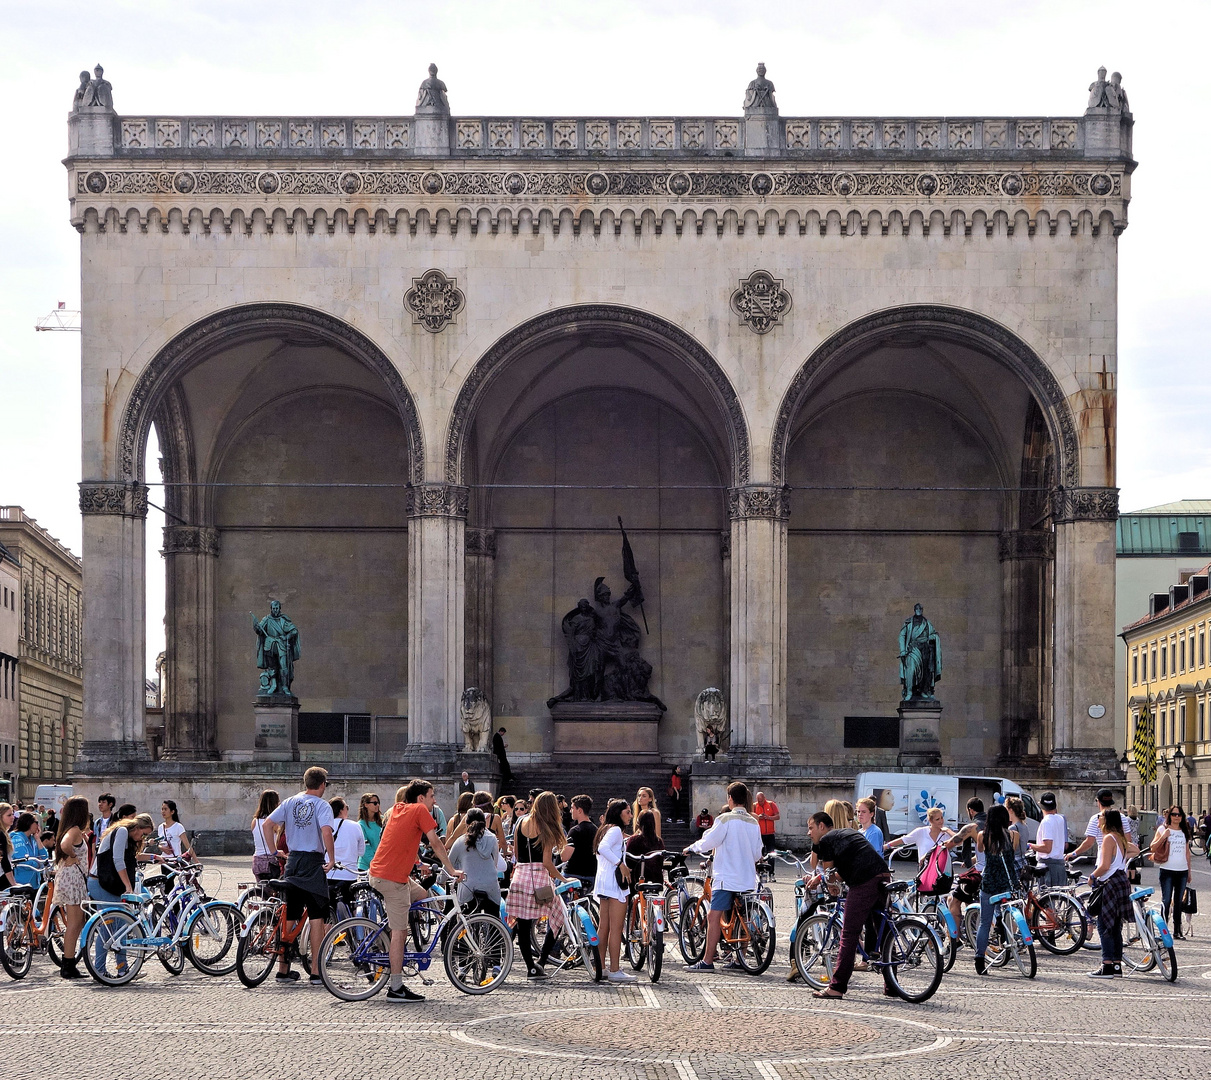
[1152,805,1190,939]
[884,806,952,862]
[973,803,1021,975]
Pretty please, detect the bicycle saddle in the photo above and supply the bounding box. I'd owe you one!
[1,885,36,899]
[636,882,665,894]
[265,879,290,892]
[884,881,912,894]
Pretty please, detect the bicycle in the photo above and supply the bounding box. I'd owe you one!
[960,889,1036,978]
[0,857,58,978]
[792,877,944,1002]
[235,878,314,987]
[900,882,960,973]
[677,856,776,975]
[1121,884,1177,981]
[315,869,514,998]
[1015,858,1088,954]
[623,850,680,982]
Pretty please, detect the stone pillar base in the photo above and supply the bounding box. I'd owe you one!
[75,739,152,772]
[1048,746,1123,779]
[898,700,942,767]
[253,697,299,761]
[724,744,793,770]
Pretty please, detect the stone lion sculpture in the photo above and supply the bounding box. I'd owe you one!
[694,687,728,756]
[460,687,492,752]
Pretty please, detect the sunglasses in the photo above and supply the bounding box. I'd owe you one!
[367,799,380,805]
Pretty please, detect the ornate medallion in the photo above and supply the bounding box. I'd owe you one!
[404,269,465,333]
[730,270,792,335]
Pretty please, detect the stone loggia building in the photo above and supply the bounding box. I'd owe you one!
[67,64,1131,844]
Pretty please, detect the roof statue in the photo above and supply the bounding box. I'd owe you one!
[73,64,113,111]
[743,62,777,114]
[416,63,450,115]
[1087,66,1129,114]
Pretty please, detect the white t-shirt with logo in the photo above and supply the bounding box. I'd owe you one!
[1035,814,1067,861]
[1155,827,1189,872]
[267,792,334,853]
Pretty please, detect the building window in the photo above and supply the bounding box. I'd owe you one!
[1201,700,1207,742]
[1161,647,1167,678]
[1202,631,1206,667]
[1132,653,1138,685]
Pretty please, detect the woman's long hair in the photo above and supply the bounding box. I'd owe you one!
[358,793,382,825]
[162,799,181,824]
[595,798,629,853]
[635,809,659,846]
[823,799,853,831]
[473,790,494,815]
[464,806,487,848]
[1101,809,1128,852]
[632,787,657,830]
[0,804,12,857]
[55,796,90,861]
[455,791,475,815]
[253,789,280,826]
[525,791,566,855]
[983,803,1013,856]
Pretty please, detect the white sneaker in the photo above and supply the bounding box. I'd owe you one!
[607,969,638,984]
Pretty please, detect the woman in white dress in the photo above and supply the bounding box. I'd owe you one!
[593,798,635,984]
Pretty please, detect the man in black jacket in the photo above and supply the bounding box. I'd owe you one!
[491,727,514,784]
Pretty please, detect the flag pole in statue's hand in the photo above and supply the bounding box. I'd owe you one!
[618,516,649,634]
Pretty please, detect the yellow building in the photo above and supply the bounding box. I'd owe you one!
[1122,562,1211,814]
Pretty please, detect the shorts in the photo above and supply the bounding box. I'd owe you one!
[370,875,429,932]
[285,884,330,922]
[710,889,737,913]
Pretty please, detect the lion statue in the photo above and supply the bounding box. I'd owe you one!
[694,687,728,760]
[460,687,492,752]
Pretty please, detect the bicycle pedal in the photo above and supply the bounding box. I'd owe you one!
[420,976,435,986]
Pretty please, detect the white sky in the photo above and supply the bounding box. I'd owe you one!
[0,0,1207,676]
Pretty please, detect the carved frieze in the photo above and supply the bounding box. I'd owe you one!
[728,485,791,521]
[404,269,465,333]
[406,483,469,519]
[1051,486,1119,523]
[79,481,149,518]
[730,271,792,335]
[162,525,220,556]
[465,528,497,557]
[998,530,1055,562]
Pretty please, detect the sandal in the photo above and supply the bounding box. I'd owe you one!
[812,988,844,999]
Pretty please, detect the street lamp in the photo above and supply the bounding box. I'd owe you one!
[1174,746,1185,803]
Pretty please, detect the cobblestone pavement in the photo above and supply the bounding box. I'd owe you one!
[4,857,1210,1080]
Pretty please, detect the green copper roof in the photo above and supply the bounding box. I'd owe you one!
[1118,502,1211,556]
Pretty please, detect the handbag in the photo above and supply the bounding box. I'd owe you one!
[1180,886,1198,915]
[614,862,631,891]
[1151,828,1170,864]
[533,882,555,904]
[1085,879,1105,917]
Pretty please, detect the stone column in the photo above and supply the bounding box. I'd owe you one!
[78,481,150,766]
[1051,487,1119,772]
[464,528,496,711]
[999,529,1055,763]
[727,486,791,766]
[161,525,220,759]
[407,484,467,749]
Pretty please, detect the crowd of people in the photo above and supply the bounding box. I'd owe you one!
[2,776,1205,995]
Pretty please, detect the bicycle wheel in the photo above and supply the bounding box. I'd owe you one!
[625,900,647,970]
[186,901,241,976]
[882,916,943,1003]
[1122,915,1156,973]
[649,927,663,983]
[734,898,775,975]
[672,877,704,935]
[1002,912,1036,979]
[83,908,145,986]
[444,914,513,995]
[45,905,67,968]
[961,903,980,950]
[1150,913,1177,982]
[318,917,391,1000]
[919,905,958,973]
[0,905,33,979]
[678,897,708,964]
[792,912,839,990]
[1033,893,1087,955]
[235,907,279,988]
[351,884,385,924]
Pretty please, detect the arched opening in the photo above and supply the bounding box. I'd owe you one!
[775,307,1074,768]
[123,305,421,759]
[452,307,747,760]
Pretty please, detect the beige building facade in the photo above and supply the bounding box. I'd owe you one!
[0,539,19,796]
[66,64,1130,840]
[0,507,84,800]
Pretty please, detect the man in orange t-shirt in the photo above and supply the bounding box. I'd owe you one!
[368,778,463,1002]
[754,791,780,855]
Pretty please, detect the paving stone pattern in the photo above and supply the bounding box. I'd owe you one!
[3,856,1209,1080]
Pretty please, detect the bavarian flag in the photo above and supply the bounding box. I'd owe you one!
[1133,700,1157,784]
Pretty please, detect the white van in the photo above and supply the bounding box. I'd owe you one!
[854,772,1041,856]
[33,784,73,810]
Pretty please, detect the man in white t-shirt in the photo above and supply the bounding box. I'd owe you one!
[1066,789,1118,864]
[264,767,336,984]
[1028,791,1069,887]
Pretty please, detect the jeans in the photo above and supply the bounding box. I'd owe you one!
[831,873,891,995]
[86,877,127,970]
[1158,868,1189,931]
[1098,909,1123,964]
[974,891,996,958]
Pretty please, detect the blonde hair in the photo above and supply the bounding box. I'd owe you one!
[823,799,853,830]
[0,803,11,857]
[926,807,945,825]
[633,787,662,836]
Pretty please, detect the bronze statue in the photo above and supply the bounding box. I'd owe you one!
[251,599,300,697]
[898,603,941,701]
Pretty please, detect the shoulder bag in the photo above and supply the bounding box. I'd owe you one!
[1085,878,1105,917]
[1179,886,1198,915]
[1151,827,1170,865]
[915,843,952,895]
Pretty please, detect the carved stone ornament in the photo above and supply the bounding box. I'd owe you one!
[1050,486,1119,523]
[406,483,469,519]
[728,485,791,521]
[404,269,465,333]
[79,481,149,518]
[162,525,221,557]
[464,527,497,557]
[998,530,1055,562]
[730,270,792,335]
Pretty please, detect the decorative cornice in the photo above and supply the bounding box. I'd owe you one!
[464,528,497,557]
[998,529,1055,562]
[162,525,220,556]
[728,485,790,521]
[1051,486,1119,523]
[79,481,148,518]
[445,304,750,488]
[770,305,1081,490]
[406,483,469,519]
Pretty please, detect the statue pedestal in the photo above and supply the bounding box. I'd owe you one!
[550,702,663,761]
[898,700,942,768]
[253,696,299,762]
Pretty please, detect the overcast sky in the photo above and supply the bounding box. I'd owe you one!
[1,0,1207,675]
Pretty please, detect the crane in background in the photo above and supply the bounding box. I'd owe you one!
[35,302,80,331]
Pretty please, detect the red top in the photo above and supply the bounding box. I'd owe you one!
[369,801,436,884]
[755,800,779,836]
